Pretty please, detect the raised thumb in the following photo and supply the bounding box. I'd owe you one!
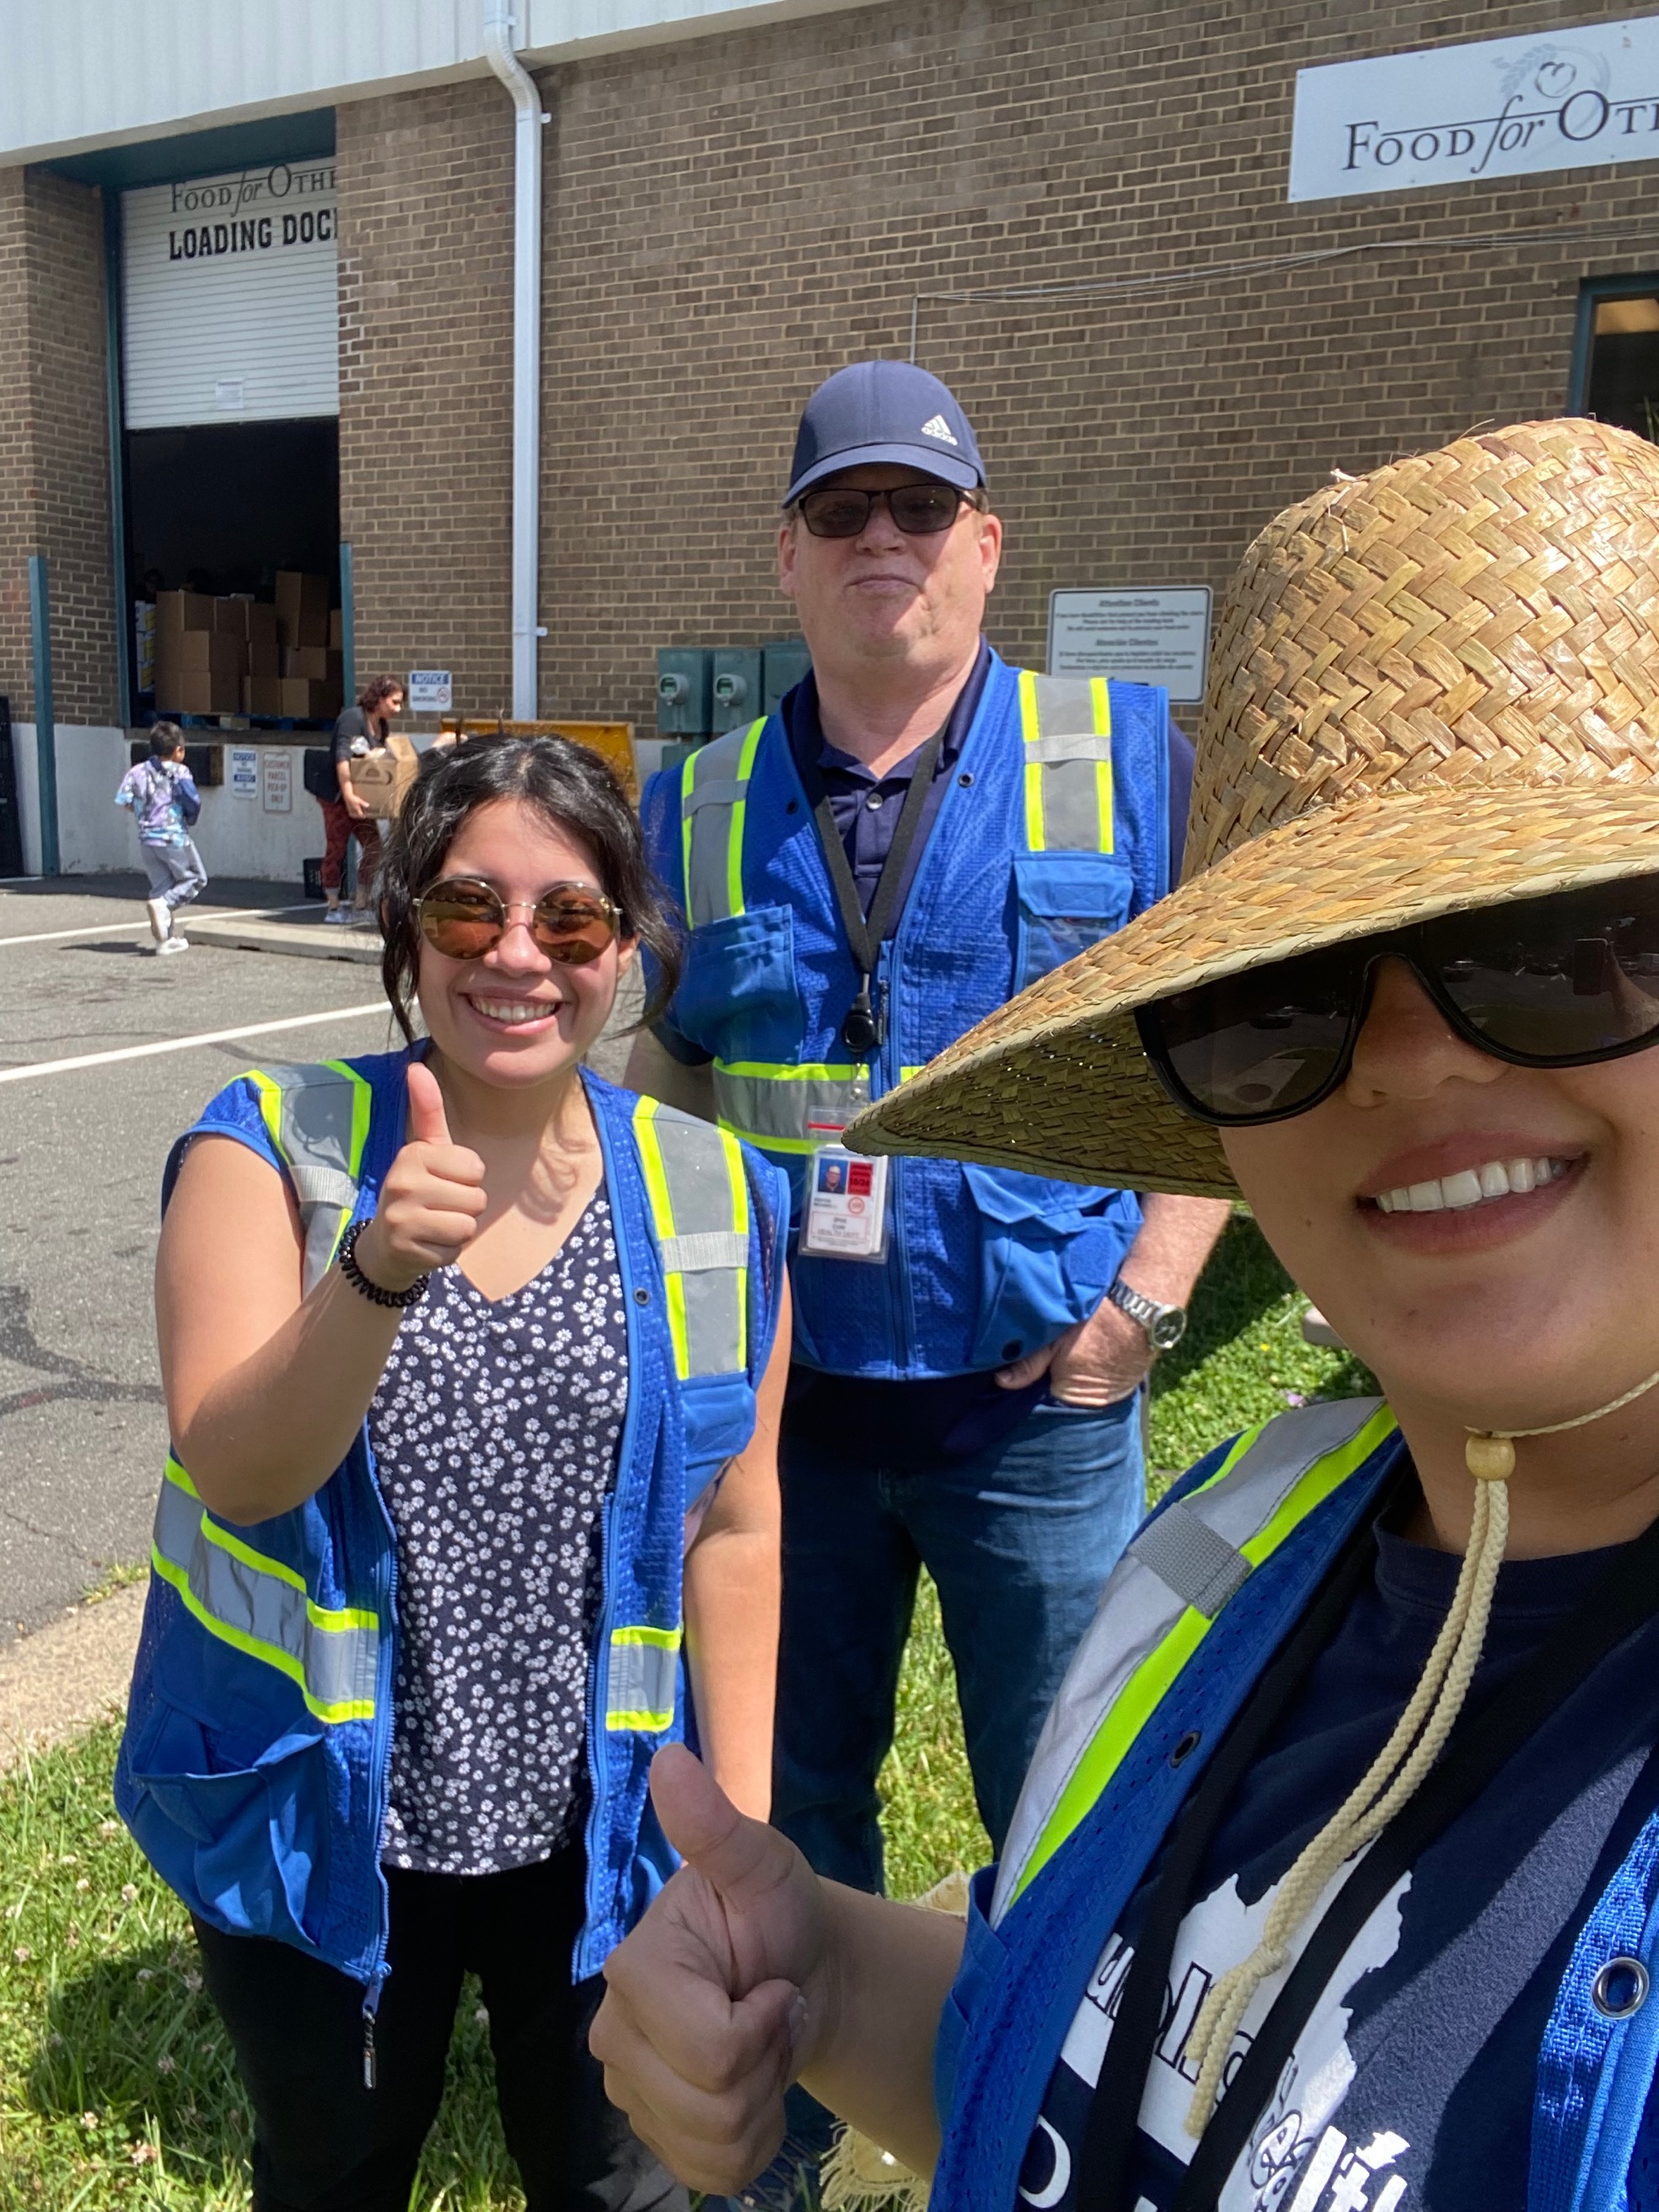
[651,1743,785,1904]
[405,1060,452,1147]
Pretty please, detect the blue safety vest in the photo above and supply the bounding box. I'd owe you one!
[934,1399,1659,2211]
[115,1049,789,2002]
[640,651,1170,1378]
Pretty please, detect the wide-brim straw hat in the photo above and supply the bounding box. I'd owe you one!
[848,418,1659,1200]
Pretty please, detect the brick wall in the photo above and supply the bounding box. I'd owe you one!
[522,0,1659,722]
[337,81,516,730]
[0,169,115,726]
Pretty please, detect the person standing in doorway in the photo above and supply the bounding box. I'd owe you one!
[116,722,207,956]
[631,359,1228,2200]
[321,676,403,926]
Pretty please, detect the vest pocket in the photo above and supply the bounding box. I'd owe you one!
[128,1694,332,1947]
[962,1161,1099,1368]
[673,905,804,1060]
[1012,851,1135,991]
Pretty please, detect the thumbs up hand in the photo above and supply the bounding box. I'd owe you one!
[352,1060,488,1293]
[591,1745,831,2194]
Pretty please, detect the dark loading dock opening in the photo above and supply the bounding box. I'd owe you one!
[124,416,340,721]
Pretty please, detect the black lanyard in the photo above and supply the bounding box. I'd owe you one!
[1078,1486,1659,2212]
[792,724,947,1060]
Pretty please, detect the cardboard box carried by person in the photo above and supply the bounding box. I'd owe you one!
[346,733,419,818]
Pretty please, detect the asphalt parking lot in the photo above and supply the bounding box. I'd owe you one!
[0,872,405,1645]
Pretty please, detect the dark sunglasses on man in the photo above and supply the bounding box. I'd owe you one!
[416,877,622,964]
[1136,873,1659,1125]
[792,480,987,539]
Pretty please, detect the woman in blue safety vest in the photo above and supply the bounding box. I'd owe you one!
[590,418,1659,2212]
[116,737,790,2212]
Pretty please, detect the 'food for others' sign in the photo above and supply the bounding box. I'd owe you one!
[1291,16,1659,201]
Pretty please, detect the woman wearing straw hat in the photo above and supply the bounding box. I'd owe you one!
[589,417,1659,2211]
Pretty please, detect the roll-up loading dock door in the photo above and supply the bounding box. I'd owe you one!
[119,155,341,722]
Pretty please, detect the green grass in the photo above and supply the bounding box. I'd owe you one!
[0,1214,1372,2210]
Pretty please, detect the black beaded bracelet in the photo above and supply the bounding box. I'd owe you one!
[337,1219,430,1309]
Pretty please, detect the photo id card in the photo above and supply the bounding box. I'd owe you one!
[801,1142,889,1261]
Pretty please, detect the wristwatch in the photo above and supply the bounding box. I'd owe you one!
[1105,1275,1189,1352]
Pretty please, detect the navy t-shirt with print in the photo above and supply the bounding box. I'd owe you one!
[1021,1522,1659,2212]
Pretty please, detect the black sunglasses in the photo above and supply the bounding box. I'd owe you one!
[1136,874,1659,1127]
[793,481,981,539]
[416,877,621,964]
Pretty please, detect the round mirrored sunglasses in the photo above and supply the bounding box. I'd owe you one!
[416,877,621,964]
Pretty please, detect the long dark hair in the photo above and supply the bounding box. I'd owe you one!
[378,738,683,1046]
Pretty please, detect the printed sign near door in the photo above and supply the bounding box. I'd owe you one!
[261,749,293,813]
[1047,588,1213,704]
[407,670,454,712]
[228,746,259,799]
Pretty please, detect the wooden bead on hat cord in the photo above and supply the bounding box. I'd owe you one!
[1183,1364,1659,2142]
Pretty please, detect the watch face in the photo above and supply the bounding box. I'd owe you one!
[1149,1308,1187,1351]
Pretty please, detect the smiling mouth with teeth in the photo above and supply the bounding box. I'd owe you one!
[1371,1156,1574,1216]
[470,998,554,1026]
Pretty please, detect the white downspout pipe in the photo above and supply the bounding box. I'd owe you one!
[483,0,545,722]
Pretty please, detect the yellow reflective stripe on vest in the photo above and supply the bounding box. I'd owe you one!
[1008,1403,1397,1906]
[151,1458,379,1724]
[679,719,767,927]
[606,1624,683,1732]
[1018,671,1114,855]
[632,1097,750,1379]
[711,1060,863,1155]
[245,1058,374,1296]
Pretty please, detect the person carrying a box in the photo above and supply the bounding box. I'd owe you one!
[315,675,403,925]
[115,721,207,955]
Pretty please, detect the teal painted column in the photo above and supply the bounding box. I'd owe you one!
[28,556,59,878]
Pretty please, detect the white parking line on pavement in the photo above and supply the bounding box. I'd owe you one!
[0,1001,389,1085]
[0,902,318,950]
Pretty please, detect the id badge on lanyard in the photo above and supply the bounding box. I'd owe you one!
[800,1130,890,1262]
[800,1073,889,1264]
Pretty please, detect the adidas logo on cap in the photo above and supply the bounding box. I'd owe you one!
[921,414,960,446]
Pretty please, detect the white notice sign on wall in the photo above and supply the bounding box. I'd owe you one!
[1047,588,1213,703]
[228,746,259,799]
[408,670,454,712]
[1290,17,1659,201]
[262,750,293,814]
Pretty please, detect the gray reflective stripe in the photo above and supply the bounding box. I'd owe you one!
[660,1228,749,1274]
[685,778,746,813]
[287,1164,357,1210]
[1029,674,1099,736]
[1040,758,1106,850]
[1025,674,1110,853]
[254,1061,368,1297]
[1129,1501,1250,1618]
[993,1397,1388,1922]
[1024,732,1111,765]
[683,727,757,926]
[153,1474,379,1721]
[712,1066,861,1148]
[607,1636,679,1727]
[651,1107,745,1378]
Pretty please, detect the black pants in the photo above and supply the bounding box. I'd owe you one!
[194,1848,686,2212]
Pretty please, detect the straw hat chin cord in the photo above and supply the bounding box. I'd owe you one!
[1182,1363,1659,2140]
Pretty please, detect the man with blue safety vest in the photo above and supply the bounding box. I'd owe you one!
[629,362,1228,1919]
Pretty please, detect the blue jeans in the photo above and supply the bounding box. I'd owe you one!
[729,1391,1146,2212]
[772,1387,1146,1887]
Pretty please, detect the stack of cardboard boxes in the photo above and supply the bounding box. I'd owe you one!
[152,570,343,722]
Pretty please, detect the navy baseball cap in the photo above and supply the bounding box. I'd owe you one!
[784,361,985,507]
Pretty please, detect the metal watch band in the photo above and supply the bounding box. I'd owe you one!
[1106,1275,1188,1350]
